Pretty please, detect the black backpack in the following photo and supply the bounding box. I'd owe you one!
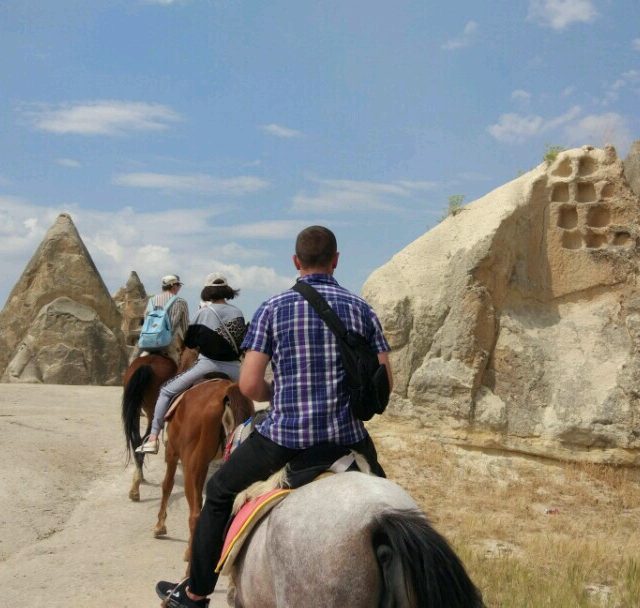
[292,282,390,421]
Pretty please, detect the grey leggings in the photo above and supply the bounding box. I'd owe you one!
[150,356,241,436]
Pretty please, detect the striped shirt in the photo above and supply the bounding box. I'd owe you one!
[241,273,390,449]
[149,292,190,339]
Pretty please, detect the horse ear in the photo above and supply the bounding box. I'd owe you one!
[225,384,256,424]
[221,404,236,439]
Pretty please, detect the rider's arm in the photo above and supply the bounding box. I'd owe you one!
[239,350,272,402]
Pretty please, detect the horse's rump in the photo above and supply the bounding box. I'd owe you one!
[230,473,484,608]
[122,355,177,463]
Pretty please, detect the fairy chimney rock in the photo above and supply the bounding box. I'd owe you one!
[0,213,127,385]
[363,145,640,466]
[113,271,148,355]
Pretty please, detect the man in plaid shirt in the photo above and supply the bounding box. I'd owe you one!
[156,226,392,608]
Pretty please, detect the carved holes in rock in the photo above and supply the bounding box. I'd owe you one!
[576,182,597,203]
[612,232,633,248]
[561,230,582,250]
[584,232,607,249]
[551,183,570,203]
[586,205,610,228]
[552,157,572,178]
[557,205,578,229]
[600,183,615,199]
[578,156,597,176]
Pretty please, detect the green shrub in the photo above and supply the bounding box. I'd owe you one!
[441,194,465,221]
[544,144,565,163]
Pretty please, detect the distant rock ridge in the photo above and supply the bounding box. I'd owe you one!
[364,145,640,466]
[0,213,128,385]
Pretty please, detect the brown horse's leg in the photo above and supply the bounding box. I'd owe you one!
[181,449,207,563]
[154,439,178,538]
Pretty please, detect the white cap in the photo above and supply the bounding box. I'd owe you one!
[161,274,183,287]
[204,273,228,287]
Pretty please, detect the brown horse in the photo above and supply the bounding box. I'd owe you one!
[121,353,178,502]
[153,377,255,561]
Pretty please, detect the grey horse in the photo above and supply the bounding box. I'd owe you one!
[226,471,484,608]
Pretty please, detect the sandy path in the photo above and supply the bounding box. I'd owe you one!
[0,384,229,608]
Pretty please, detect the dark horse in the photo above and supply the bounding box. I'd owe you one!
[121,353,178,502]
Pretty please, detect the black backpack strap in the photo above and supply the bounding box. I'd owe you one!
[292,281,348,340]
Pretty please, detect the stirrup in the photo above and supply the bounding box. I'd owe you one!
[135,435,159,454]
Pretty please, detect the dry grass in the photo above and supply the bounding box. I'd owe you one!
[369,416,640,608]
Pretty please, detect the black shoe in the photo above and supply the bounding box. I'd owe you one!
[156,579,209,608]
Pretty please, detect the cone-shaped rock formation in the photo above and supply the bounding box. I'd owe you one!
[0,213,127,385]
[113,271,148,359]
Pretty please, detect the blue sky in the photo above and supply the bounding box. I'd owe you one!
[1,0,638,318]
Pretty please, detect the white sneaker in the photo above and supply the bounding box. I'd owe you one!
[135,437,159,454]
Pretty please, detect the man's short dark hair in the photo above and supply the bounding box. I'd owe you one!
[295,226,337,268]
[201,285,239,301]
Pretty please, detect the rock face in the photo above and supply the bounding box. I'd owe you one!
[0,213,128,385]
[624,140,640,198]
[113,271,148,360]
[364,145,640,466]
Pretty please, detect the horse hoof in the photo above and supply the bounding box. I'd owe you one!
[129,490,140,502]
[154,526,167,538]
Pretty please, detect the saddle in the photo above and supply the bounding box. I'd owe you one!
[163,373,231,422]
[215,444,368,574]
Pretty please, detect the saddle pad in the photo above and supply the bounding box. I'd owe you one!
[164,378,224,421]
[215,488,291,574]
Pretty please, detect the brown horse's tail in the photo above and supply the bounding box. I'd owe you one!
[122,364,154,464]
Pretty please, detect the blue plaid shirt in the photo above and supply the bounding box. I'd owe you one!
[241,274,390,449]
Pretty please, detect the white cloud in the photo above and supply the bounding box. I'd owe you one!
[394,180,439,191]
[442,20,478,50]
[564,113,632,153]
[511,90,532,103]
[488,105,581,143]
[0,197,294,314]
[56,158,81,168]
[561,86,576,97]
[216,242,270,260]
[219,220,311,240]
[528,0,597,30]
[633,38,640,51]
[602,69,640,106]
[113,172,269,195]
[260,123,303,138]
[24,100,182,136]
[291,178,437,213]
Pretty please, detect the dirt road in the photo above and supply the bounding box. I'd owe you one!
[0,384,230,608]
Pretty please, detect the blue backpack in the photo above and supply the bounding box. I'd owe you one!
[137,295,178,351]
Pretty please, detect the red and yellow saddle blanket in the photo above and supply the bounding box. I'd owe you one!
[215,487,291,574]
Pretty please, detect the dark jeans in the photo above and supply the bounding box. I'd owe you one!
[189,431,385,596]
